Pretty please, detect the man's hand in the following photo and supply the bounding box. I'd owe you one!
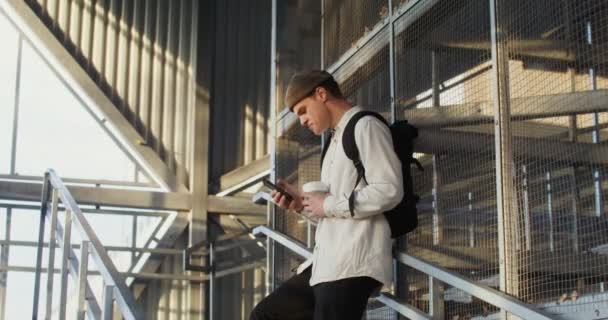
[271,179,304,212]
[302,192,328,218]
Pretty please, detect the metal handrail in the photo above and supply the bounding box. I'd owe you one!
[32,170,144,320]
[252,225,559,320]
[251,226,431,320]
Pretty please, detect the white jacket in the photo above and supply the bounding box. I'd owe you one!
[297,106,404,288]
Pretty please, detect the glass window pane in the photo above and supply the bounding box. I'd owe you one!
[15,41,137,181]
[7,245,36,267]
[5,272,35,318]
[0,11,19,174]
[9,209,39,241]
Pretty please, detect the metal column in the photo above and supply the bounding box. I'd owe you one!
[9,35,22,176]
[267,0,278,295]
[431,41,444,246]
[186,0,205,318]
[468,192,476,248]
[429,277,445,319]
[388,0,397,123]
[586,22,603,218]
[567,114,581,253]
[432,156,443,246]
[521,166,531,252]
[489,0,520,317]
[564,2,581,254]
[387,1,405,311]
[546,172,555,252]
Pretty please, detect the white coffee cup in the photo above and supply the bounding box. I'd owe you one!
[302,181,329,195]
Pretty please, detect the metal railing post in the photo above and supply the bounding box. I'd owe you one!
[58,209,72,320]
[102,285,115,320]
[48,170,143,318]
[45,189,60,320]
[32,172,51,319]
[76,241,90,320]
[429,276,444,319]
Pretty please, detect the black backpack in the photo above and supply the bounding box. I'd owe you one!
[320,111,422,238]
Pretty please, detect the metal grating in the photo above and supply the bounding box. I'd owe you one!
[324,0,389,68]
[395,0,497,318]
[339,27,392,116]
[496,0,608,316]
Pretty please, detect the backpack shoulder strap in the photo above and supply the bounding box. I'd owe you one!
[319,130,334,169]
[342,111,389,217]
[342,111,388,161]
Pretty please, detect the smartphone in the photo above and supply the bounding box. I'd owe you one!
[262,178,293,202]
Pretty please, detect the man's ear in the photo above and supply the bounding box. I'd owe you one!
[315,87,328,102]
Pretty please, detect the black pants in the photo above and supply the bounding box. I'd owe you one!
[250,267,381,320]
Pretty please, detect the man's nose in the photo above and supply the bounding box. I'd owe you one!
[300,117,308,126]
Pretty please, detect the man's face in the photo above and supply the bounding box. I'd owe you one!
[292,89,331,136]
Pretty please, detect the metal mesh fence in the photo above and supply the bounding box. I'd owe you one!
[495,0,608,317]
[395,0,498,318]
[274,128,321,285]
[323,0,388,67]
[336,27,392,116]
[272,0,608,318]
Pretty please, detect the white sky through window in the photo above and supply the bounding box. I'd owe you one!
[0,8,166,319]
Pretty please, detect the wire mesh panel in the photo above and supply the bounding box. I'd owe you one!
[274,127,321,285]
[495,0,608,316]
[335,26,392,116]
[323,0,389,68]
[394,0,497,318]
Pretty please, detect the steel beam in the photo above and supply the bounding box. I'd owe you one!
[0,240,186,256]
[217,155,270,196]
[403,89,608,128]
[277,90,608,141]
[0,180,190,211]
[0,174,157,189]
[415,128,608,166]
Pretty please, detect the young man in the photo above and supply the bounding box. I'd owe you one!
[250,70,403,320]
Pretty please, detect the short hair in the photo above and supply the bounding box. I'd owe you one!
[313,77,344,100]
